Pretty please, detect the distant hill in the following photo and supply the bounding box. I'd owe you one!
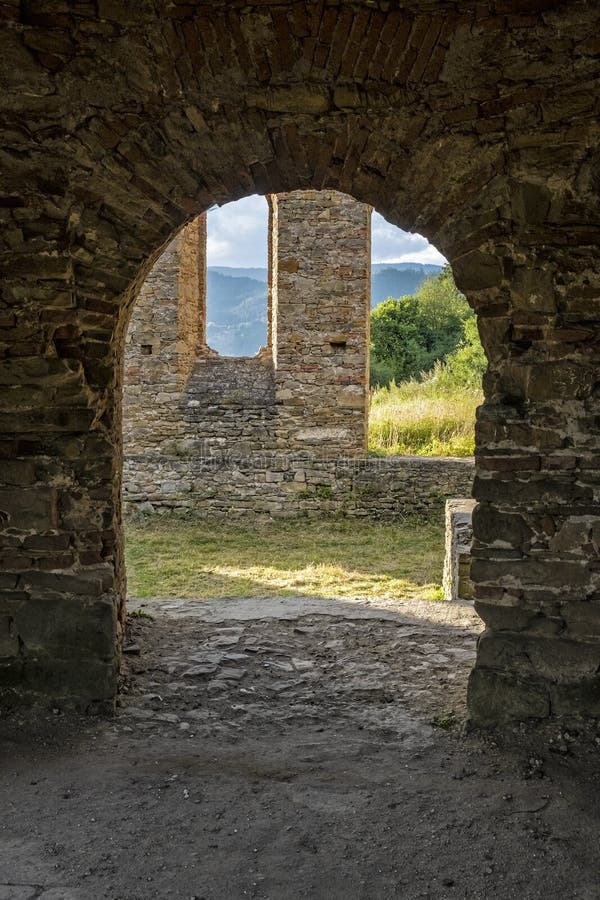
[209,266,269,283]
[206,263,443,356]
[371,263,443,307]
[205,270,268,357]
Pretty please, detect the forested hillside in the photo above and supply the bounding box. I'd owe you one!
[205,270,268,356]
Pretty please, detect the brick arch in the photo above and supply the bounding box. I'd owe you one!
[1,1,599,721]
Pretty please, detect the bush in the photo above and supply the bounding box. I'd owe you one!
[432,317,487,390]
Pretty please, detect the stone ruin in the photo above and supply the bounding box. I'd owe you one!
[1,1,599,728]
[123,189,473,519]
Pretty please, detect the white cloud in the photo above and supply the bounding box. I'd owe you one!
[205,197,447,268]
[206,195,269,268]
[371,211,447,266]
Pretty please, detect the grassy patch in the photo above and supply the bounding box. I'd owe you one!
[125,517,444,602]
[432,710,458,729]
[369,379,482,457]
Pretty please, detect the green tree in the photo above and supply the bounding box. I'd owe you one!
[434,316,487,389]
[369,267,472,386]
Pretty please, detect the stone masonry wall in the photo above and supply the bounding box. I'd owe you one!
[123,455,474,521]
[124,190,388,517]
[123,217,205,454]
[3,1,598,720]
[123,189,470,521]
[272,191,371,457]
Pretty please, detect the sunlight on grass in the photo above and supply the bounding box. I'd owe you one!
[125,518,445,602]
[369,379,481,457]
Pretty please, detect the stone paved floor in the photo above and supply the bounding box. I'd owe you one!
[118,595,481,745]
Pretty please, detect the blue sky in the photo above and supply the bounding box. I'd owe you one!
[206,195,447,268]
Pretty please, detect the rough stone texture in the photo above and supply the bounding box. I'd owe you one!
[443,498,476,602]
[272,191,370,456]
[122,188,453,518]
[8,599,600,899]
[124,218,206,455]
[124,189,375,514]
[123,454,474,521]
[124,190,369,465]
[0,1,599,722]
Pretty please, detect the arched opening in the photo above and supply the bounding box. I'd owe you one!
[120,189,483,758]
[2,7,600,895]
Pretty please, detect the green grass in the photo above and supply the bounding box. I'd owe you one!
[369,379,482,457]
[125,517,444,603]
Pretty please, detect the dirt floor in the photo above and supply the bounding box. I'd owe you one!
[1,594,600,900]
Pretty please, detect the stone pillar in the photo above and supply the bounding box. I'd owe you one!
[443,499,476,603]
[0,254,122,712]
[272,190,371,458]
[123,216,206,457]
[457,238,600,725]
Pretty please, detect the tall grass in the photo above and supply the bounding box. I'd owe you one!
[369,377,482,457]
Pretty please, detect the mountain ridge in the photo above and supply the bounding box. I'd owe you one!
[206,263,443,356]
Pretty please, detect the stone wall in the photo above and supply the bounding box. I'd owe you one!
[123,218,206,453]
[123,198,473,520]
[123,188,466,523]
[124,189,376,515]
[124,455,474,521]
[272,191,370,457]
[2,1,599,722]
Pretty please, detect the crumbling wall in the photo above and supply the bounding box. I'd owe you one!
[123,190,388,517]
[123,217,206,455]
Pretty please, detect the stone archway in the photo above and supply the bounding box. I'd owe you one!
[0,2,598,722]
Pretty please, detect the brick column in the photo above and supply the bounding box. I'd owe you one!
[272,190,371,458]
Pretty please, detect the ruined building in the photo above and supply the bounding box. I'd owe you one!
[1,2,599,727]
[123,190,472,518]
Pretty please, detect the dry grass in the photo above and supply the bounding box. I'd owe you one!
[125,517,445,602]
[369,380,481,457]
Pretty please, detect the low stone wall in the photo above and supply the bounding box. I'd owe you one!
[123,454,474,521]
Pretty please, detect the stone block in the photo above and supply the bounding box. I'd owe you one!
[443,498,476,602]
[0,488,57,531]
[467,667,550,726]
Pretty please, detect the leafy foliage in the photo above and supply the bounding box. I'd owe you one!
[368,268,487,457]
[369,267,478,387]
[432,316,487,389]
